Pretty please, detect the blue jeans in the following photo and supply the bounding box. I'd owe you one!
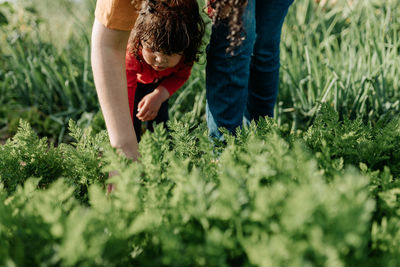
[206,0,294,140]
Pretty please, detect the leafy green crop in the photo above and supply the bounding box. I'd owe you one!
[0,120,107,201]
[1,107,400,266]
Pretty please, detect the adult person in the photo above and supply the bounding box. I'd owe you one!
[206,0,294,140]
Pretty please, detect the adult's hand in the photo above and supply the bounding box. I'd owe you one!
[91,19,139,160]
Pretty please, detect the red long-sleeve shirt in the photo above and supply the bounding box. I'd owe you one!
[126,50,193,118]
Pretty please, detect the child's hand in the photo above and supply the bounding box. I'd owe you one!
[137,86,170,121]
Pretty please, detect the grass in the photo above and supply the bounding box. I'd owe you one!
[279,0,400,129]
[0,0,97,142]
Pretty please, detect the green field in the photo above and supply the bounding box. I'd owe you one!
[0,0,399,266]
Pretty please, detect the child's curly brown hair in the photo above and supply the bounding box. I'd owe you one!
[129,0,205,65]
[209,0,248,54]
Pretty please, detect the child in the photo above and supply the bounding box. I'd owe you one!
[126,0,205,142]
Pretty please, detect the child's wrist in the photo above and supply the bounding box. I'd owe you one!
[154,86,170,102]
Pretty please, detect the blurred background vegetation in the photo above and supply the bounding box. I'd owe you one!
[0,0,399,143]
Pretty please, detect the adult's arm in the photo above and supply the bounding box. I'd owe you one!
[91,19,139,160]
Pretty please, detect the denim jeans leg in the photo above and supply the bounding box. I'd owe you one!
[245,0,294,122]
[206,0,256,139]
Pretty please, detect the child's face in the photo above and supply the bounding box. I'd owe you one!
[141,42,183,71]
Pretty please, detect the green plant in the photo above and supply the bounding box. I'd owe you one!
[1,109,400,265]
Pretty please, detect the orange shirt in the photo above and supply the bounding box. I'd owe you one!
[95,0,142,31]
